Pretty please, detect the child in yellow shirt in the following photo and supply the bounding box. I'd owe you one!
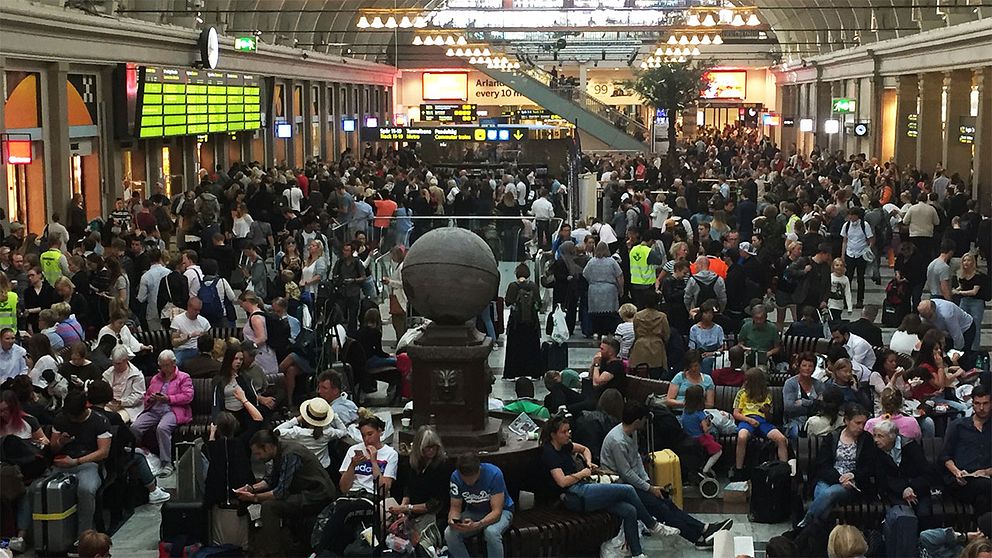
[731,368,789,480]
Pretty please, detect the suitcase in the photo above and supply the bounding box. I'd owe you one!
[31,472,78,556]
[210,506,248,548]
[881,302,907,328]
[161,499,209,544]
[174,441,205,503]
[648,449,683,509]
[541,341,569,372]
[748,461,791,523]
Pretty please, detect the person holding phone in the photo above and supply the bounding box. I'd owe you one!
[129,350,193,478]
[445,453,513,558]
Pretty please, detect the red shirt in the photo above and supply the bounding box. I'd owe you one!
[296,174,310,197]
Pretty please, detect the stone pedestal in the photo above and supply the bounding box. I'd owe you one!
[404,323,500,451]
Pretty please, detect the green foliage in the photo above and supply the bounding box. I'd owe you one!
[628,62,713,112]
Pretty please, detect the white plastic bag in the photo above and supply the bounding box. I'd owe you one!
[599,526,631,558]
[550,304,569,344]
[704,409,738,435]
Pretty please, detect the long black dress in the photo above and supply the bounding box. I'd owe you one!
[503,279,542,379]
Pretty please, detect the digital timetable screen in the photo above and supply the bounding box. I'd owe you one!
[136,66,262,138]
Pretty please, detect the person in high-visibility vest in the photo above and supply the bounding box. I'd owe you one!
[627,230,657,311]
[0,272,17,332]
[39,236,69,287]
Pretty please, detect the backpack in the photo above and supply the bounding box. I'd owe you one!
[250,311,291,361]
[884,278,910,307]
[693,276,718,306]
[197,193,220,225]
[748,460,792,523]
[199,277,224,324]
[512,282,539,324]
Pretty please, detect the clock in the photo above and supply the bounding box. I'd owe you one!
[853,122,870,137]
[199,27,220,69]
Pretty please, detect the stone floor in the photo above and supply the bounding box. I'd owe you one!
[23,260,992,558]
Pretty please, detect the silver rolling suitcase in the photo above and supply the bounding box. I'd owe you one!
[31,472,78,556]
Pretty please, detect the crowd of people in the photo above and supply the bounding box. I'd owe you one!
[0,122,988,558]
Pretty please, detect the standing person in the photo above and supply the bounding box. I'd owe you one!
[895,241,928,309]
[236,429,337,556]
[136,249,170,331]
[239,292,279,375]
[627,231,657,310]
[584,241,624,338]
[628,291,671,379]
[903,192,939,259]
[299,238,328,320]
[22,266,56,333]
[841,207,874,309]
[445,454,514,558]
[917,299,977,352]
[541,415,671,558]
[0,271,17,332]
[504,263,541,380]
[827,258,853,322]
[381,246,407,341]
[939,385,991,516]
[926,240,956,300]
[130,350,193,477]
[331,242,365,333]
[954,253,988,350]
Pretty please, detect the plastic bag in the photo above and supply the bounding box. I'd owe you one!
[550,304,569,344]
[599,526,631,558]
[704,408,738,435]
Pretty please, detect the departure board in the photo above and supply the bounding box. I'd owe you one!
[419,103,477,123]
[137,66,262,138]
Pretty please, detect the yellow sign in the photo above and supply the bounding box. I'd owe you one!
[474,128,486,141]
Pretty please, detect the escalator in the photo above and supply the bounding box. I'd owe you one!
[477,65,651,152]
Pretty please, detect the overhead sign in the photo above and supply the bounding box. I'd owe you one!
[2,136,32,165]
[831,97,856,113]
[702,70,747,99]
[762,114,780,126]
[782,117,795,127]
[799,118,814,132]
[422,72,468,101]
[419,103,477,123]
[361,126,531,143]
[587,78,641,106]
[907,113,918,138]
[514,108,559,119]
[959,116,976,144]
[234,37,258,52]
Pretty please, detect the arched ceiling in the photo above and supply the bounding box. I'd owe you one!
[116,0,988,62]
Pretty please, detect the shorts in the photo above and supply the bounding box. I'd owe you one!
[289,352,315,377]
[695,433,722,456]
[737,415,778,438]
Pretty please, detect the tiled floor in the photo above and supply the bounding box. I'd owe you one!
[24,260,991,558]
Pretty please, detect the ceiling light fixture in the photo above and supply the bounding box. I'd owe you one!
[385,17,397,28]
[689,35,700,45]
[456,36,467,45]
[473,48,482,56]
[701,35,711,45]
[691,47,701,56]
[713,34,723,44]
[469,56,478,63]
[414,16,427,28]
[732,14,746,26]
[455,48,464,56]
[719,9,733,24]
[413,35,423,45]
[678,35,689,45]
[702,13,716,26]
[446,48,454,56]
[445,36,455,45]
[746,13,760,26]
[399,16,412,28]
[687,13,701,26]
[370,16,384,28]
[667,35,677,45]
[482,47,491,56]
[357,16,370,28]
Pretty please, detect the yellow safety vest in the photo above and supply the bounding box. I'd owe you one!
[629,244,655,286]
[0,291,17,331]
[40,249,64,286]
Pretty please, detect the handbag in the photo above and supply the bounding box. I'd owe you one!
[160,277,184,321]
[388,294,404,316]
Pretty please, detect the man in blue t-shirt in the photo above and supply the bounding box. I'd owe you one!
[445,454,514,558]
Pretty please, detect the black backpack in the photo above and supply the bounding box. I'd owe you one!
[693,276,718,306]
[748,460,792,523]
[512,282,539,325]
[250,311,291,362]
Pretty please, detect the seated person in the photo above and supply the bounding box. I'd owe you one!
[316,370,359,426]
[48,391,111,543]
[830,323,876,371]
[665,350,715,410]
[679,386,724,479]
[388,426,450,543]
[711,345,745,387]
[543,370,586,414]
[238,341,276,411]
[688,301,725,376]
[571,388,624,461]
[170,296,211,366]
[129,350,193,477]
[316,415,398,556]
[871,418,932,557]
[806,388,845,437]
[275,397,348,470]
[865,388,924,440]
[939,384,991,516]
[588,337,626,402]
[502,378,550,419]
[86,380,170,504]
[78,529,112,558]
[542,415,671,558]
[0,389,49,552]
[60,342,103,388]
[730,368,789,480]
[445,454,514,558]
[786,306,827,339]
[37,309,65,351]
[795,403,875,530]
[919,512,991,558]
[182,333,221,379]
[846,305,883,348]
[737,304,781,363]
[356,307,397,370]
[101,345,146,424]
[824,353,872,409]
[211,346,264,441]
[235,429,336,556]
[603,401,732,549]
[783,352,825,440]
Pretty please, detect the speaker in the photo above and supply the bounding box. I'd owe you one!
[853,122,870,137]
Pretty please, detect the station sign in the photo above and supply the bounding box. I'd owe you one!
[782,117,795,127]
[907,113,918,138]
[234,37,258,52]
[361,126,530,143]
[2,135,32,165]
[512,108,563,120]
[419,103,477,123]
[959,116,976,144]
[831,97,856,114]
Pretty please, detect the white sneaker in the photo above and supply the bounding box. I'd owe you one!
[648,522,681,537]
[148,487,171,504]
[8,536,25,553]
[632,554,648,558]
[157,464,175,477]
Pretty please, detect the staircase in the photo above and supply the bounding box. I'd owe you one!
[478,65,651,152]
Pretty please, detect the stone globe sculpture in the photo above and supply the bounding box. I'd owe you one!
[402,227,500,325]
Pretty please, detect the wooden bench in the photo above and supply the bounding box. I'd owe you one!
[467,507,618,557]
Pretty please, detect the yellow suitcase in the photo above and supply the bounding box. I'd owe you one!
[649,449,683,508]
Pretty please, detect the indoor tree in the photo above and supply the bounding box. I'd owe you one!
[628,61,712,167]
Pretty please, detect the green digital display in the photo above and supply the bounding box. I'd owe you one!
[137,66,262,138]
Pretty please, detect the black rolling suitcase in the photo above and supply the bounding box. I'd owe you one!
[541,341,568,373]
[748,460,792,523]
[160,499,209,544]
[30,472,78,556]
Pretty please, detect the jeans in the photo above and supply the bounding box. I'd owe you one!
[919,527,963,558]
[174,348,197,367]
[785,417,807,442]
[958,297,984,350]
[129,451,155,487]
[59,462,101,535]
[845,254,868,305]
[479,304,496,341]
[131,406,178,464]
[366,355,397,369]
[635,488,705,543]
[567,483,656,555]
[342,295,361,334]
[918,416,936,438]
[445,508,513,558]
[803,480,858,523]
[928,394,968,414]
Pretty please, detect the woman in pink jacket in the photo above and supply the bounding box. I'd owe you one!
[129,350,193,477]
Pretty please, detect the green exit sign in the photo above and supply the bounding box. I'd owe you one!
[831,97,856,113]
[235,37,257,52]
